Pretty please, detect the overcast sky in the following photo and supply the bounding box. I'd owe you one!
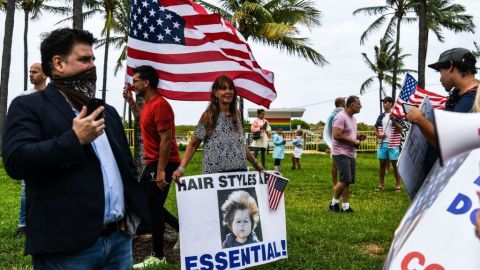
[1,0,479,125]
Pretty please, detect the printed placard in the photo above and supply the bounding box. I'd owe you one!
[384,149,480,269]
[398,96,435,198]
[175,171,288,270]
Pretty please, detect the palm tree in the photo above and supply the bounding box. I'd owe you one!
[95,0,130,76]
[58,0,119,101]
[0,0,16,150]
[195,0,327,123]
[95,0,130,121]
[473,42,480,58]
[360,39,415,114]
[417,0,427,88]
[353,0,416,99]
[21,0,68,90]
[415,0,474,88]
[98,0,118,101]
[72,0,82,29]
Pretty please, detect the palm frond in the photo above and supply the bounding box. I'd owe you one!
[360,15,388,45]
[113,45,128,75]
[382,16,397,42]
[195,0,232,20]
[361,52,378,73]
[353,6,391,16]
[269,0,321,28]
[254,33,328,66]
[360,77,375,95]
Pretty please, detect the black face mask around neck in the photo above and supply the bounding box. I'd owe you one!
[51,67,97,110]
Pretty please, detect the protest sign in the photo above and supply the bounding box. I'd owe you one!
[175,171,288,270]
[398,96,436,198]
[384,149,480,270]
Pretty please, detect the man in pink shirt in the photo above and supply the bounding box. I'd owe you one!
[328,96,363,213]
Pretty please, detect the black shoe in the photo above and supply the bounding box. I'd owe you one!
[328,203,340,212]
[342,207,354,213]
[15,227,26,238]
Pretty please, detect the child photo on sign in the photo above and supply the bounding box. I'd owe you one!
[218,188,263,248]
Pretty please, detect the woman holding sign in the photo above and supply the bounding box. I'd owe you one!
[173,76,263,180]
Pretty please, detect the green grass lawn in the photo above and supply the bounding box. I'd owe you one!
[0,153,410,269]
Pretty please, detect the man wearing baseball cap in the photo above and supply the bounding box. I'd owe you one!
[406,47,478,174]
[407,47,478,145]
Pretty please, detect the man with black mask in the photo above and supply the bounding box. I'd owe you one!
[406,48,478,174]
[2,28,149,269]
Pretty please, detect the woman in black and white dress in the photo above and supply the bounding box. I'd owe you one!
[172,76,263,179]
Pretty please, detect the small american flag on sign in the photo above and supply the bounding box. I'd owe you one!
[392,73,447,117]
[266,172,288,211]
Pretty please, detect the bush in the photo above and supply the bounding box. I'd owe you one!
[317,143,329,152]
[178,143,186,151]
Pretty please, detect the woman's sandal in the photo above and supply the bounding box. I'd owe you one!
[375,186,384,192]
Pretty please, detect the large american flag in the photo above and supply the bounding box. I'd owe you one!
[126,0,277,107]
[392,73,447,117]
[266,172,288,211]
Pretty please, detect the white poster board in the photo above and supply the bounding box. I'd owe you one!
[175,171,288,270]
[398,96,436,198]
[384,149,480,269]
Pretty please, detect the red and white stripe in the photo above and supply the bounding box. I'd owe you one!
[393,86,447,117]
[377,126,402,147]
[126,0,276,108]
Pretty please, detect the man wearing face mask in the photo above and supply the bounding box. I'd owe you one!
[2,28,149,269]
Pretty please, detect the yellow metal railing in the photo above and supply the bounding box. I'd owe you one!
[124,129,378,153]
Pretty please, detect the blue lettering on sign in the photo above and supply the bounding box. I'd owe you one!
[447,193,472,215]
[215,252,227,270]
[445,176,480,226]
[229,249,240,268]
[199,254,213,270]
[185,256,198,269]
[184,240,287,269]
[240,247,250,265]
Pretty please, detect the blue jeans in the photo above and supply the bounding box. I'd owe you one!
[18,180,26,228]
[32,231,132,270]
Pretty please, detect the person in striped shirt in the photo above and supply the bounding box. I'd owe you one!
[374,96,404,192]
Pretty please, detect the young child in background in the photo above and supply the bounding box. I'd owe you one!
[291,129,304,170]
[221,191,260,248]
[272,128,286,171]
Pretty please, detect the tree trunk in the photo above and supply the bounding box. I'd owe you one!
[101,11,112,101]
[0,0,16,151]
[72,0,83,29]
[24,10,29,91]
[417,0,428,89]
[391,16,402,99]
[378,77,383,114]
[133,97,145,177]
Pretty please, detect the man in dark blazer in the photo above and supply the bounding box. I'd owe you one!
[2,28,149,269]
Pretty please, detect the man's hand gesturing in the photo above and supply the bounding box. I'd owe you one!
[73,106,106,145]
